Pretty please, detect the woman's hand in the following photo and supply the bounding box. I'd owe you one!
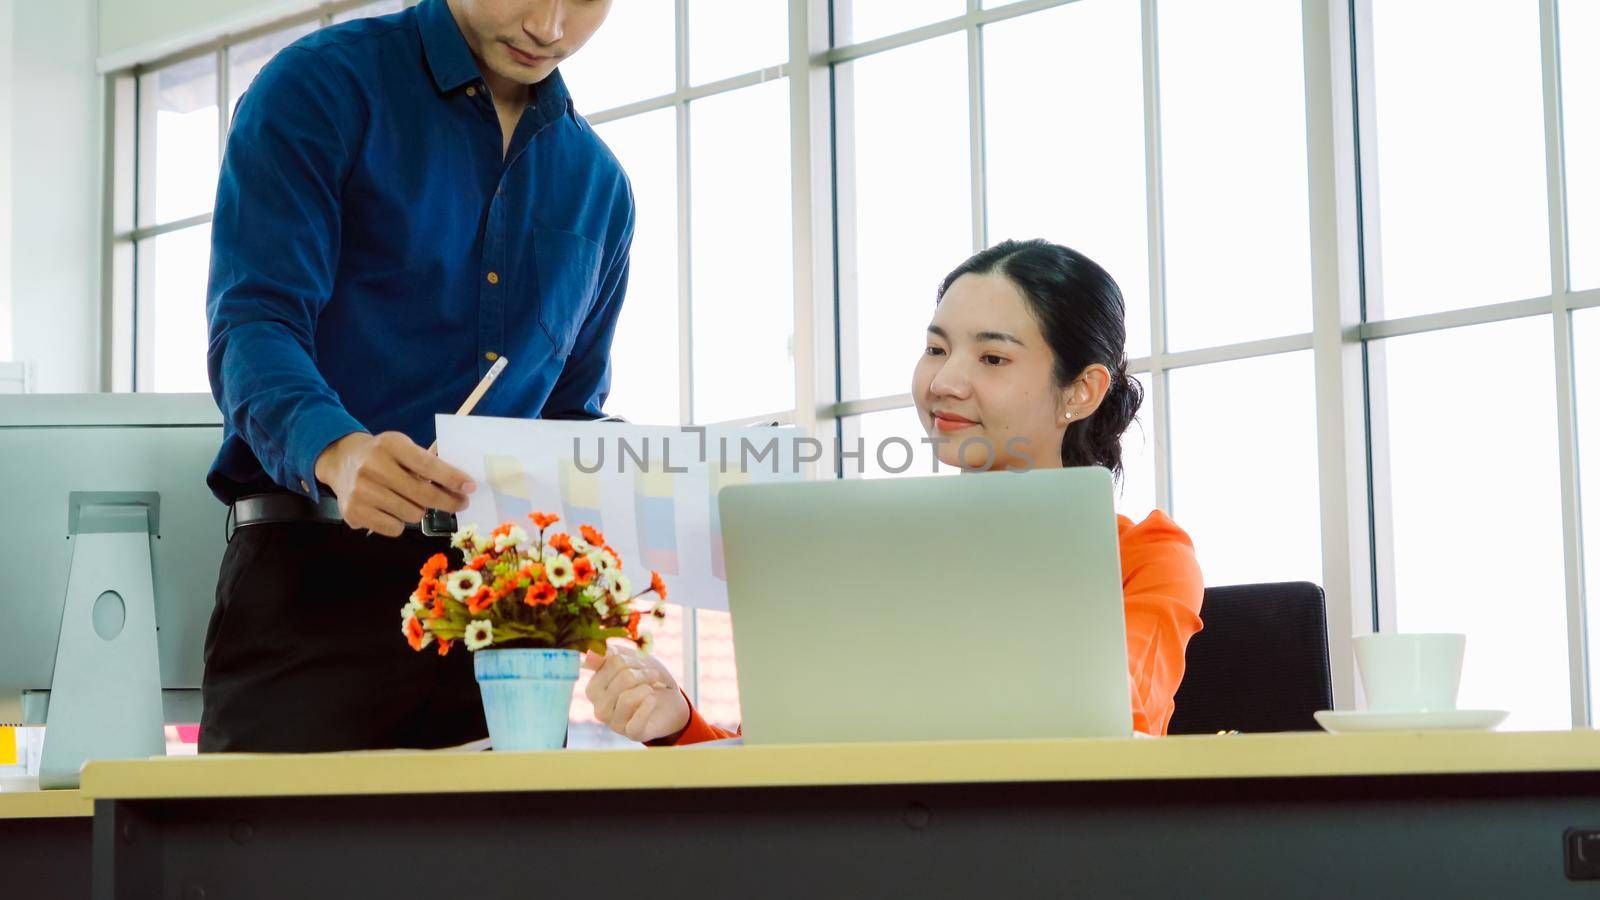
[582,646,691,743]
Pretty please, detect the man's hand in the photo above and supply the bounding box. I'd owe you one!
[582,646,691,744]
[313,431,475,537]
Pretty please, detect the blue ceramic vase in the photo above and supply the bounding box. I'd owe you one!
[473,648,579,751]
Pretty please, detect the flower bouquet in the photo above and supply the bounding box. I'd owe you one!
[403,512,667,750]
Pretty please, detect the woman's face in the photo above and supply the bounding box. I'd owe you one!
[912,273,1071,472]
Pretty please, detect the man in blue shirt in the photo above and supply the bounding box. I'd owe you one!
[201,0,629,752]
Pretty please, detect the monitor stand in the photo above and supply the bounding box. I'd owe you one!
[39,495,164,790]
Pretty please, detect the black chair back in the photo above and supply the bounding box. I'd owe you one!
[1167,581,1333,734]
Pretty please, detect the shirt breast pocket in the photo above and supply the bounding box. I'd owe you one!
[532,229,603,358]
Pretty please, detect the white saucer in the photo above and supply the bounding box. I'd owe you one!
[1313,708,1508,734]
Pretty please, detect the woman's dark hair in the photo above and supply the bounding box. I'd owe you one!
[935,239,1143,481]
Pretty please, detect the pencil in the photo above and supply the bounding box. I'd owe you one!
[427,355,508,452]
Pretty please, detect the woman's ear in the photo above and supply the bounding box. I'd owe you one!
[1058,364,1112,425]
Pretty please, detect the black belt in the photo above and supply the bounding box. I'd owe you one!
[231,493,456,536]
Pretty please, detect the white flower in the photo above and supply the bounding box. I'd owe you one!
[544,554,574,588]
[463,620,494,651]
[450,524,481,552]
[607,573,632,603]
[570,535,593,554]
[637,632,654,655]
[446,569,484,600]
[588,549,619,575]
[404,593,426,618]
[494,525,529,553]
[471,534,495,556]
[593,597,611,618]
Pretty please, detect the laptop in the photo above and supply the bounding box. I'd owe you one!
[718,467,1132,745]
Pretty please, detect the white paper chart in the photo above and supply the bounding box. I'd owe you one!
[435,416,802,611]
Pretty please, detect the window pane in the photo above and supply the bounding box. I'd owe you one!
[558,1,675,114]
[227,22,318,118]
[331,1,403,25]
[688,0,787,86]
[1376,316,1567,729]
[1561,0,1600,291]
[568,603,687,748]
[595,109,680,425]
[696,608,740,731]
[139,57,219,227]
[844,33,971,401]
[834,0,965,45]
[1574,309,1600,714]
[1168,351,1321,586]
[1118,372,1158,520]
[142,225,213,393]
[984,0,1151,359]
[1159,0,1313,350]
[689,81,793,423]
[1369,0,1550,317]
[848,407,954,479]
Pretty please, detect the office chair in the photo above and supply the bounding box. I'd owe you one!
[1167,581,1333,734]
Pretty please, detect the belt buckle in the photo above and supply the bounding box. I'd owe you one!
[420,508,458,537]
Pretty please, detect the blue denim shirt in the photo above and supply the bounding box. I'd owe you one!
[206,0,634,504]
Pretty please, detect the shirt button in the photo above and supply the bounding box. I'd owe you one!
[300,479,310,493]
[486,271,500,285]
[466,86,476,97]
[485,351,500,362]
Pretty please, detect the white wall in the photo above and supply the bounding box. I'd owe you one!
[0,0,13,362]
[7,0,101,392]
[98,0,316,71]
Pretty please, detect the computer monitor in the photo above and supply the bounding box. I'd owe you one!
[0,393,226,788]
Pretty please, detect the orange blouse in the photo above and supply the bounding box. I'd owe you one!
[667,509,1205,743]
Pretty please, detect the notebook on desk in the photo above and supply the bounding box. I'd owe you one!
[719,468,1133,745]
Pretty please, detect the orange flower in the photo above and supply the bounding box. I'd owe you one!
[604,545,623,567]
[405,616,430,651]
[466,554,492,572]
[416,579,440,604]
[430,597,447,619]
[437,637,453,657]
[517,563,543,585]
[548,533,573,555]
[627,612,642,640]
[490,523,513,539]
[571,555,596,586]
[420,553,449,580]
[650,571,667,601]
[530,512,560,530]
[525,580,557,607]
[467,586,495,614]
[580,524,606,547]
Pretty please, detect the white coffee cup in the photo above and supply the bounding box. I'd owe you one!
[1353,632,1466,712]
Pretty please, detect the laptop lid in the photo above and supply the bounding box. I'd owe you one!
[720,467,1132,745]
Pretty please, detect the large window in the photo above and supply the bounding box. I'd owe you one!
[106,0,1599,733]
[1360,0,1595,729]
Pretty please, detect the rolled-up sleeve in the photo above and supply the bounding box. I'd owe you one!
[207,46,367,500]
[1119,511,1205,735]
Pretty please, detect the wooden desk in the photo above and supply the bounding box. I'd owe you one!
[0,790,93,900]
[80,730,1600,899]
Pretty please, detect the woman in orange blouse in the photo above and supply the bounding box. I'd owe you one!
[584,239,1204,742]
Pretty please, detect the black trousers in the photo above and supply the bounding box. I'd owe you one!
[199,521,488,753]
